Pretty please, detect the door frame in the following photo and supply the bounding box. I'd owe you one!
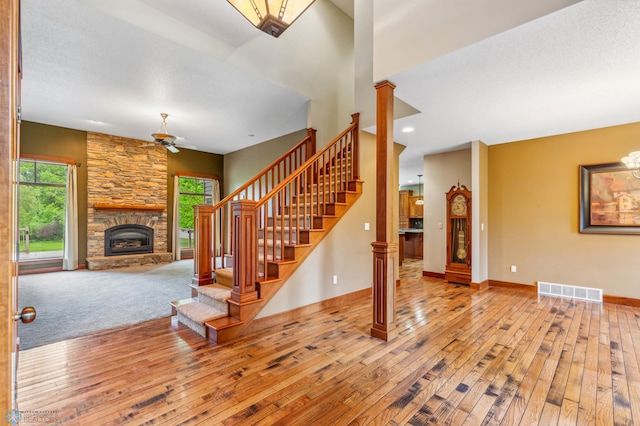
[1,0,21,414]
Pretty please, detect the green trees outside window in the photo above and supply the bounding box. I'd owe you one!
[19,160,67,256]
[178,177,213,249]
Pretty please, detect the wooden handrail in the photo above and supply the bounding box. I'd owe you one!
[214,128,316,210]
[257,114,359,208]
[192,128,316,286]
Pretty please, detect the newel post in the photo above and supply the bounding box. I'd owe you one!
[306,128,317,159]
[230,200,259,307]
[351,112,360,180]
[370,81,397,342]
[192,204,214,286]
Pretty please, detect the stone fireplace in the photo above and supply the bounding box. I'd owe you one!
[85,132,172,270]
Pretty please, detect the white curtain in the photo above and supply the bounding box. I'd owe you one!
[62,164,78,270]
[172,175,181,261]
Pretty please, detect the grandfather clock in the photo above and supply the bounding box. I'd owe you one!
[445,183,471,285]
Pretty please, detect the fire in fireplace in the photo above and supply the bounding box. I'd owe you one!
[104,224,154,256]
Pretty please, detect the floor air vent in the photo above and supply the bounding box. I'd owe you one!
[537,281,602,303]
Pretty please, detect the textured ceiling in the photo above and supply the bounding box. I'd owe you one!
[382,0,640,185]
[19,0,640,186]
[20,0,309,154]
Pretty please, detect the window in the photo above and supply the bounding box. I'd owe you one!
[19,160,68,259]
[178,177,214,252]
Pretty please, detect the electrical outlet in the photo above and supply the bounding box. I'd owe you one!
[510,265,517,273]
[333,275,338,285]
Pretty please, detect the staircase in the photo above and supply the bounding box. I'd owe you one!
[171,114,362,344]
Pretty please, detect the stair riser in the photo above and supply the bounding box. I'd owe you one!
[266,217,311,228]
[198,294,228,312]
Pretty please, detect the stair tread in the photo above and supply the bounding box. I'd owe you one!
[267,259,298,266]
[177,301,228,323]
[198,284,231,301]
[170,298,196,308]
[205,316,244,330]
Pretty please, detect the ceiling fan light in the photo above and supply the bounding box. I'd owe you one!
[227,0,316,38]
[151,133,176,144]
[151,113,179,152]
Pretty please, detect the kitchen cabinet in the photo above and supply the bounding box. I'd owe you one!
[408,196,423,218]
[399,190,412,229]
[403,231,423,258]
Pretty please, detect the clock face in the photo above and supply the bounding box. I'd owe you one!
[451,194,467,216]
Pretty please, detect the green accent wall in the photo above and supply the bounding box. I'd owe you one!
[20,122,88,270]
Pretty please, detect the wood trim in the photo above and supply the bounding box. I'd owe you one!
[423,271,445,279]
[603,294,640,308]
[174,170,219,181]
[470,280,489,290]
[489,279,537,292]
[20,152,76,165]
[490,280,640,307]
[0,0,19,413]
[93,204,166,212]
[244,288,372,335]
[192,204,214,286]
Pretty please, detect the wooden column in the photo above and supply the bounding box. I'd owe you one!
[230,200,258,306]
[371,80,397,341]
[192,204,214,286]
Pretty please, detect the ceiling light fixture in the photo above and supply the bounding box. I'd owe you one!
[415,174,424,205]
[227,0,316,38]
[402,127,414,133]
[621,151,640,178]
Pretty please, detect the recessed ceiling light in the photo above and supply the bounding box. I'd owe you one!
[402,127,414,133]
[407,180,414,183]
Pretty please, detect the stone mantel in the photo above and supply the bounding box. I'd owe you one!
[93,204,166,212]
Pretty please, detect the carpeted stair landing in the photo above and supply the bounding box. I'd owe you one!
[174,284,231,337]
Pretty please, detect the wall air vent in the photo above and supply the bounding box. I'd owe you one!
[537,281,602,303]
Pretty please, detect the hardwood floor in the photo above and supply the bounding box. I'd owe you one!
[17,260,640,425]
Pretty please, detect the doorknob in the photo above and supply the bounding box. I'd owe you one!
[13,307,36,324]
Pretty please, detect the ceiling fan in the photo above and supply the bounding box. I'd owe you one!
[151,113,179,153]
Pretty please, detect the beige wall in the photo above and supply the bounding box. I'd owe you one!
[222,129,308,196]
[257,130,382,317]
[472,141,489,284]
[228,0,354,146]
[488,122,640,298]
[423,149,472,274]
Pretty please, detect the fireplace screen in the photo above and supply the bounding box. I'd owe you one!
[104,224,154,256]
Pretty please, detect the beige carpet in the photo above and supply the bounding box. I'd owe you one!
[18,260,194,350]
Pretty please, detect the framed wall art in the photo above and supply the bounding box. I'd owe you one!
[579,162,640,234]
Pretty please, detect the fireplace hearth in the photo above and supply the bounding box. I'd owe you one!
[105,224,154,256]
